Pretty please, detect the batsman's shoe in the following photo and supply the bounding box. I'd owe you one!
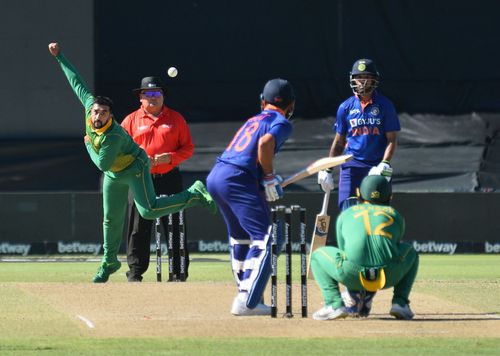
[92,261,122,283]
[188,180,217,214]
[389,303,414,320]
[230,297,271,316]
[312,305,348,321]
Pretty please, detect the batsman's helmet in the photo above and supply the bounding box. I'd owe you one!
[359,175,392,205]
[349,58,380,96]
[261,78,295,108]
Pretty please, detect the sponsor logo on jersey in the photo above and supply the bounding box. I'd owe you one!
[352,126,381,136]
[349,109,361,115]
[349,117,382,127]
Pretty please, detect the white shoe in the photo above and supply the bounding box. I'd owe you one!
[312,305,348,321]
[389,303,414,320]
[231,296,271,316]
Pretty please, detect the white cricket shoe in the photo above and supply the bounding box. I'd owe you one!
[230,296,271,316]
[389,303,414,320]
[312,305,348,321]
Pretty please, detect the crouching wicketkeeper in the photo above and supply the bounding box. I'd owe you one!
[310,175,419,321]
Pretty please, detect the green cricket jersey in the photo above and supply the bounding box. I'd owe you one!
[55,52,144,175]
[336,202,406,268]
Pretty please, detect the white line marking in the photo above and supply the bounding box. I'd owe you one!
[77,315,95,328]
[485,314,500,320]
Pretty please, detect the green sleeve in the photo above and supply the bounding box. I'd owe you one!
[85,134,123,172]
[55,52,94,112]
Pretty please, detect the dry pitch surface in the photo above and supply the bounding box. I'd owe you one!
[14,281,500,338]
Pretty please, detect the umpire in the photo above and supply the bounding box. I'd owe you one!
[121,76,195,282]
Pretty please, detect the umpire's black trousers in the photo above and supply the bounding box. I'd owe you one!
[126,168,189,280]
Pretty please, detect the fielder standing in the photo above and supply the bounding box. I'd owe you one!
[311,175,419,320]
[206,79,295,316]
[48,42,216,283]
[318,58,400,210]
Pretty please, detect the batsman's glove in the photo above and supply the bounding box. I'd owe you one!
[317,169,334,192]
[261,173,284,202]
[368,160,393,182]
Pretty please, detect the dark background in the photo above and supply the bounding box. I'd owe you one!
[94,1,500,122]
[1,0,500,192]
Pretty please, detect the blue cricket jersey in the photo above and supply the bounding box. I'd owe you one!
[218,110,293,179]
[335,92,400,165]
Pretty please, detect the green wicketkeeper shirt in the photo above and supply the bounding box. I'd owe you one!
[336,203,406,267]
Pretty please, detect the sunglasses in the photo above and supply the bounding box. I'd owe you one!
[142,91,162,98]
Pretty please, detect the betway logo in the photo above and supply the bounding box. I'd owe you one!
[149,243,168,255]
[199,240,230,252]
[485,242,500,253]
[0,243,31,256]
[58,242,101,255]
[198,240,309,252]
[412,241,457,254]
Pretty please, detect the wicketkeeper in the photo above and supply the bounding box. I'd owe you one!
[311,175,419,321]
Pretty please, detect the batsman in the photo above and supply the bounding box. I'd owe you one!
[310,175,419,321]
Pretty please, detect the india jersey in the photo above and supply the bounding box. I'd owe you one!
[218,110,292,179]
[336,203,405,267]
[335,92,400,165]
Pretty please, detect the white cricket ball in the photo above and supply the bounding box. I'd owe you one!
[167,67,178,78]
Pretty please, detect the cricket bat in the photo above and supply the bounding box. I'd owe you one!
[307,190,331,279]
[280,155,352,188]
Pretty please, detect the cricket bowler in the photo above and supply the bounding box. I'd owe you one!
[48,42,216,283]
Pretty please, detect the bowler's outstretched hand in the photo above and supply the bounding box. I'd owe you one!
[48,43,60,57]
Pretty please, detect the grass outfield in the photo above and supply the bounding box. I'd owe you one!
[0,254,499,355]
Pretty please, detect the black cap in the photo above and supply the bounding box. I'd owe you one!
[359,175,391,204]
[133,76,167,95]
[261,78,295,106]
[350,59,379,78]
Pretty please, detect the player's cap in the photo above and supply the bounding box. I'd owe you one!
[261,78,295,106]
[350,58,379,78]
[359,175,392,204]
[359,267,386,292]
[133,76,167,95]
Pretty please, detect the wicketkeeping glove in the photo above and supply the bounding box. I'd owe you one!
[368,160,393,182]
[261,174,284,202]
[317,169,334,192]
